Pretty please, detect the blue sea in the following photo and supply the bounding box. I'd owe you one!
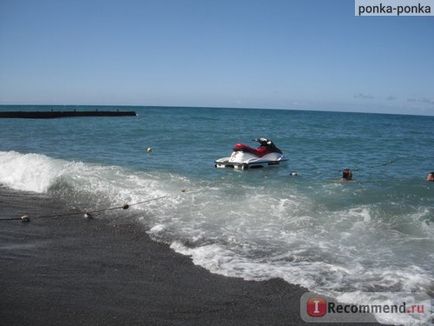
[1,105,433,324]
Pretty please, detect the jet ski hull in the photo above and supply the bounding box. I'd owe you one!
[215,151,287,170]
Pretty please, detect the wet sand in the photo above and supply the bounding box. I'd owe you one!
[0,187,379,325]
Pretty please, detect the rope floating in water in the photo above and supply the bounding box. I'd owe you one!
[0,195,168,223]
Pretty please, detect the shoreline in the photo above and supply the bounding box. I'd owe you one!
[0,187,379,325]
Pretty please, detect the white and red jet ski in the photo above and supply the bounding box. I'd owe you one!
[215,138,287,170]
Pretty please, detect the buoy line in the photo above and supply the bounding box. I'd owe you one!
[0,195,168,223]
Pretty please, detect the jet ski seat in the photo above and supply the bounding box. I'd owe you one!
[232,144,271,157]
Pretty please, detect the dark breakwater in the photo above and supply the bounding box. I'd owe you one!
[0,110,136,119]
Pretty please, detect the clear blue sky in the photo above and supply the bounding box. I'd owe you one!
[0,0,433,115]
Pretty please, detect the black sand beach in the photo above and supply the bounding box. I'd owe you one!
[0,187,380,325]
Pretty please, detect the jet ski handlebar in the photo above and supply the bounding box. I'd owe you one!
[253,138,272,146]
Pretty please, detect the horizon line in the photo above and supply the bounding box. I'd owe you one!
[0,103,433,118]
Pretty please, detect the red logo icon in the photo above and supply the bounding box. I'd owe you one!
[307,297,327,317]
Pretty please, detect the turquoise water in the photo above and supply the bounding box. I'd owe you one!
[1,105,433,324]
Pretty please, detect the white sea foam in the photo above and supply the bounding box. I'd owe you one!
[0,151,185,215]
[1,150,433,325]
[0,151,63,192]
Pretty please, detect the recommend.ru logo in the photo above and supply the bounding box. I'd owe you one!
[300,292,432,324]
[306,297,328,317]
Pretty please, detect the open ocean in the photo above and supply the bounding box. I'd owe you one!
[1,105,433,324]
